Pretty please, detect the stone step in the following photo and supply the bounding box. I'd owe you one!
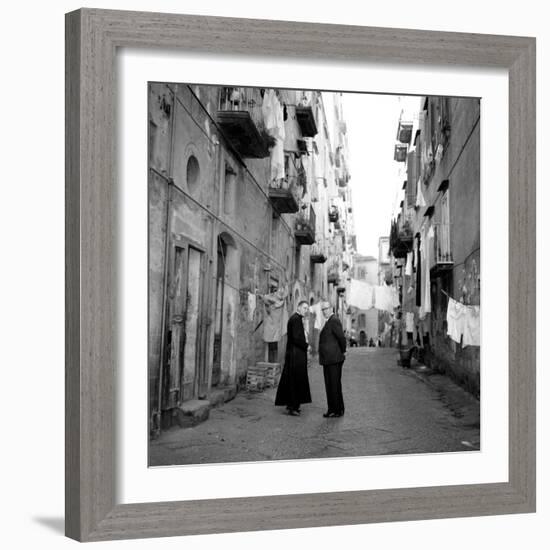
[209,385,237,408]
[174,399,210,428]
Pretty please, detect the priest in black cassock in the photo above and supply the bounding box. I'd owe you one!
[275,300,312,416]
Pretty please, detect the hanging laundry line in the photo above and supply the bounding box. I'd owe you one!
[440,288,479,308]
[441,288,480,347]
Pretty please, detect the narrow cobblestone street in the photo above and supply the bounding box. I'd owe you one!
[149,348,480,466]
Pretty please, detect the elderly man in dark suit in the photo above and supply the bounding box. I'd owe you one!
[318,302,347,418]
[275,300,312,416]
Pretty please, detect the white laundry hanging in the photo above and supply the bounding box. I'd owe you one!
[348,280,374,310]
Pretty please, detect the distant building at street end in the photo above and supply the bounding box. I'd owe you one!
[349,254,379,346]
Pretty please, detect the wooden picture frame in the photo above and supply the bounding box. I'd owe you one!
[65,8,536,542]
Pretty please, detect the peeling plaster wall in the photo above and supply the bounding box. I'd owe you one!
[405,97,481,395]
[148,83,340,423]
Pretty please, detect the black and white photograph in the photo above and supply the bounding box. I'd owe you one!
[4,0,545,546]
[147,83,480,467]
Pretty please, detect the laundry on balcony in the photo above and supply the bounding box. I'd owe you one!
[397,120,413,144]
[327,260,340,284]
[296,91,318,137]
[217,87,270,158]
[310,242,327,263]
[260,89,286,183]
[294,205,316,245]
[394,144,408,162]
[268,179,300,214]
[389,218,414,258]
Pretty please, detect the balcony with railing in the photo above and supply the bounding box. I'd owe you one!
[327,261,340,284]
[432,222,454,273]
[268,180,300,214]
[295,90,318,137]
[269,155,304,214]
[338,174,349,188]
[310,242,327,264]
[389,218,414,259]
[295,204,316,245]
[328,205,339,223]
[394,144,408,162]
[217,87,270,158]
[397,120,413,144]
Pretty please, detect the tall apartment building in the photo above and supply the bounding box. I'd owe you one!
[148,84,354,434]
[389,96,480,395]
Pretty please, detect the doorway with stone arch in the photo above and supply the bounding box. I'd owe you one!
[212,232,239,388]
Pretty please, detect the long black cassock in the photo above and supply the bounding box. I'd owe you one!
[275,312,312,410]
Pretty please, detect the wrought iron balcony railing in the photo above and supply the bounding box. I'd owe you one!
[397,120,413,144]
[268,180,300,214]
[217,87,270,158]
[295,90,318,137]
[432,222,454,272]
[394,144,408,162]
[295,204,316,245]
[310,242,328,264]
[329,205,339,223]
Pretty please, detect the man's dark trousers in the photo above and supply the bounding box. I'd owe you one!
[323,361,344,415]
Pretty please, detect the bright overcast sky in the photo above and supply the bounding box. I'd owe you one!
[338,93,422,257]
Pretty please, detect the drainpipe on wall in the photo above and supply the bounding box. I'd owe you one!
[204,117,223,398]
[153,84,177,438]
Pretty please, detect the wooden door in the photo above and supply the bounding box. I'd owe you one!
[163,242,187,410]
[162,240,205,408]
[181,246,203,401]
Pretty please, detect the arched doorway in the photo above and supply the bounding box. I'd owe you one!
[359,330,367,347]
[212,232,239,387]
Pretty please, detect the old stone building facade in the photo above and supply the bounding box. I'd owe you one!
[389,96,480,395]
[148,84,354,435]
[349,254,379,346]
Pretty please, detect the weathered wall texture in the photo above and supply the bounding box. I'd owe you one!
[148,83,354,433]
[428,98,480,395]
[391,97,480,396]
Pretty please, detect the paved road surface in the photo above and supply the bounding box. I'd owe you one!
[149,347,480,466]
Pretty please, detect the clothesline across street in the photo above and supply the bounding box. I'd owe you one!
[440,288,479,308]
